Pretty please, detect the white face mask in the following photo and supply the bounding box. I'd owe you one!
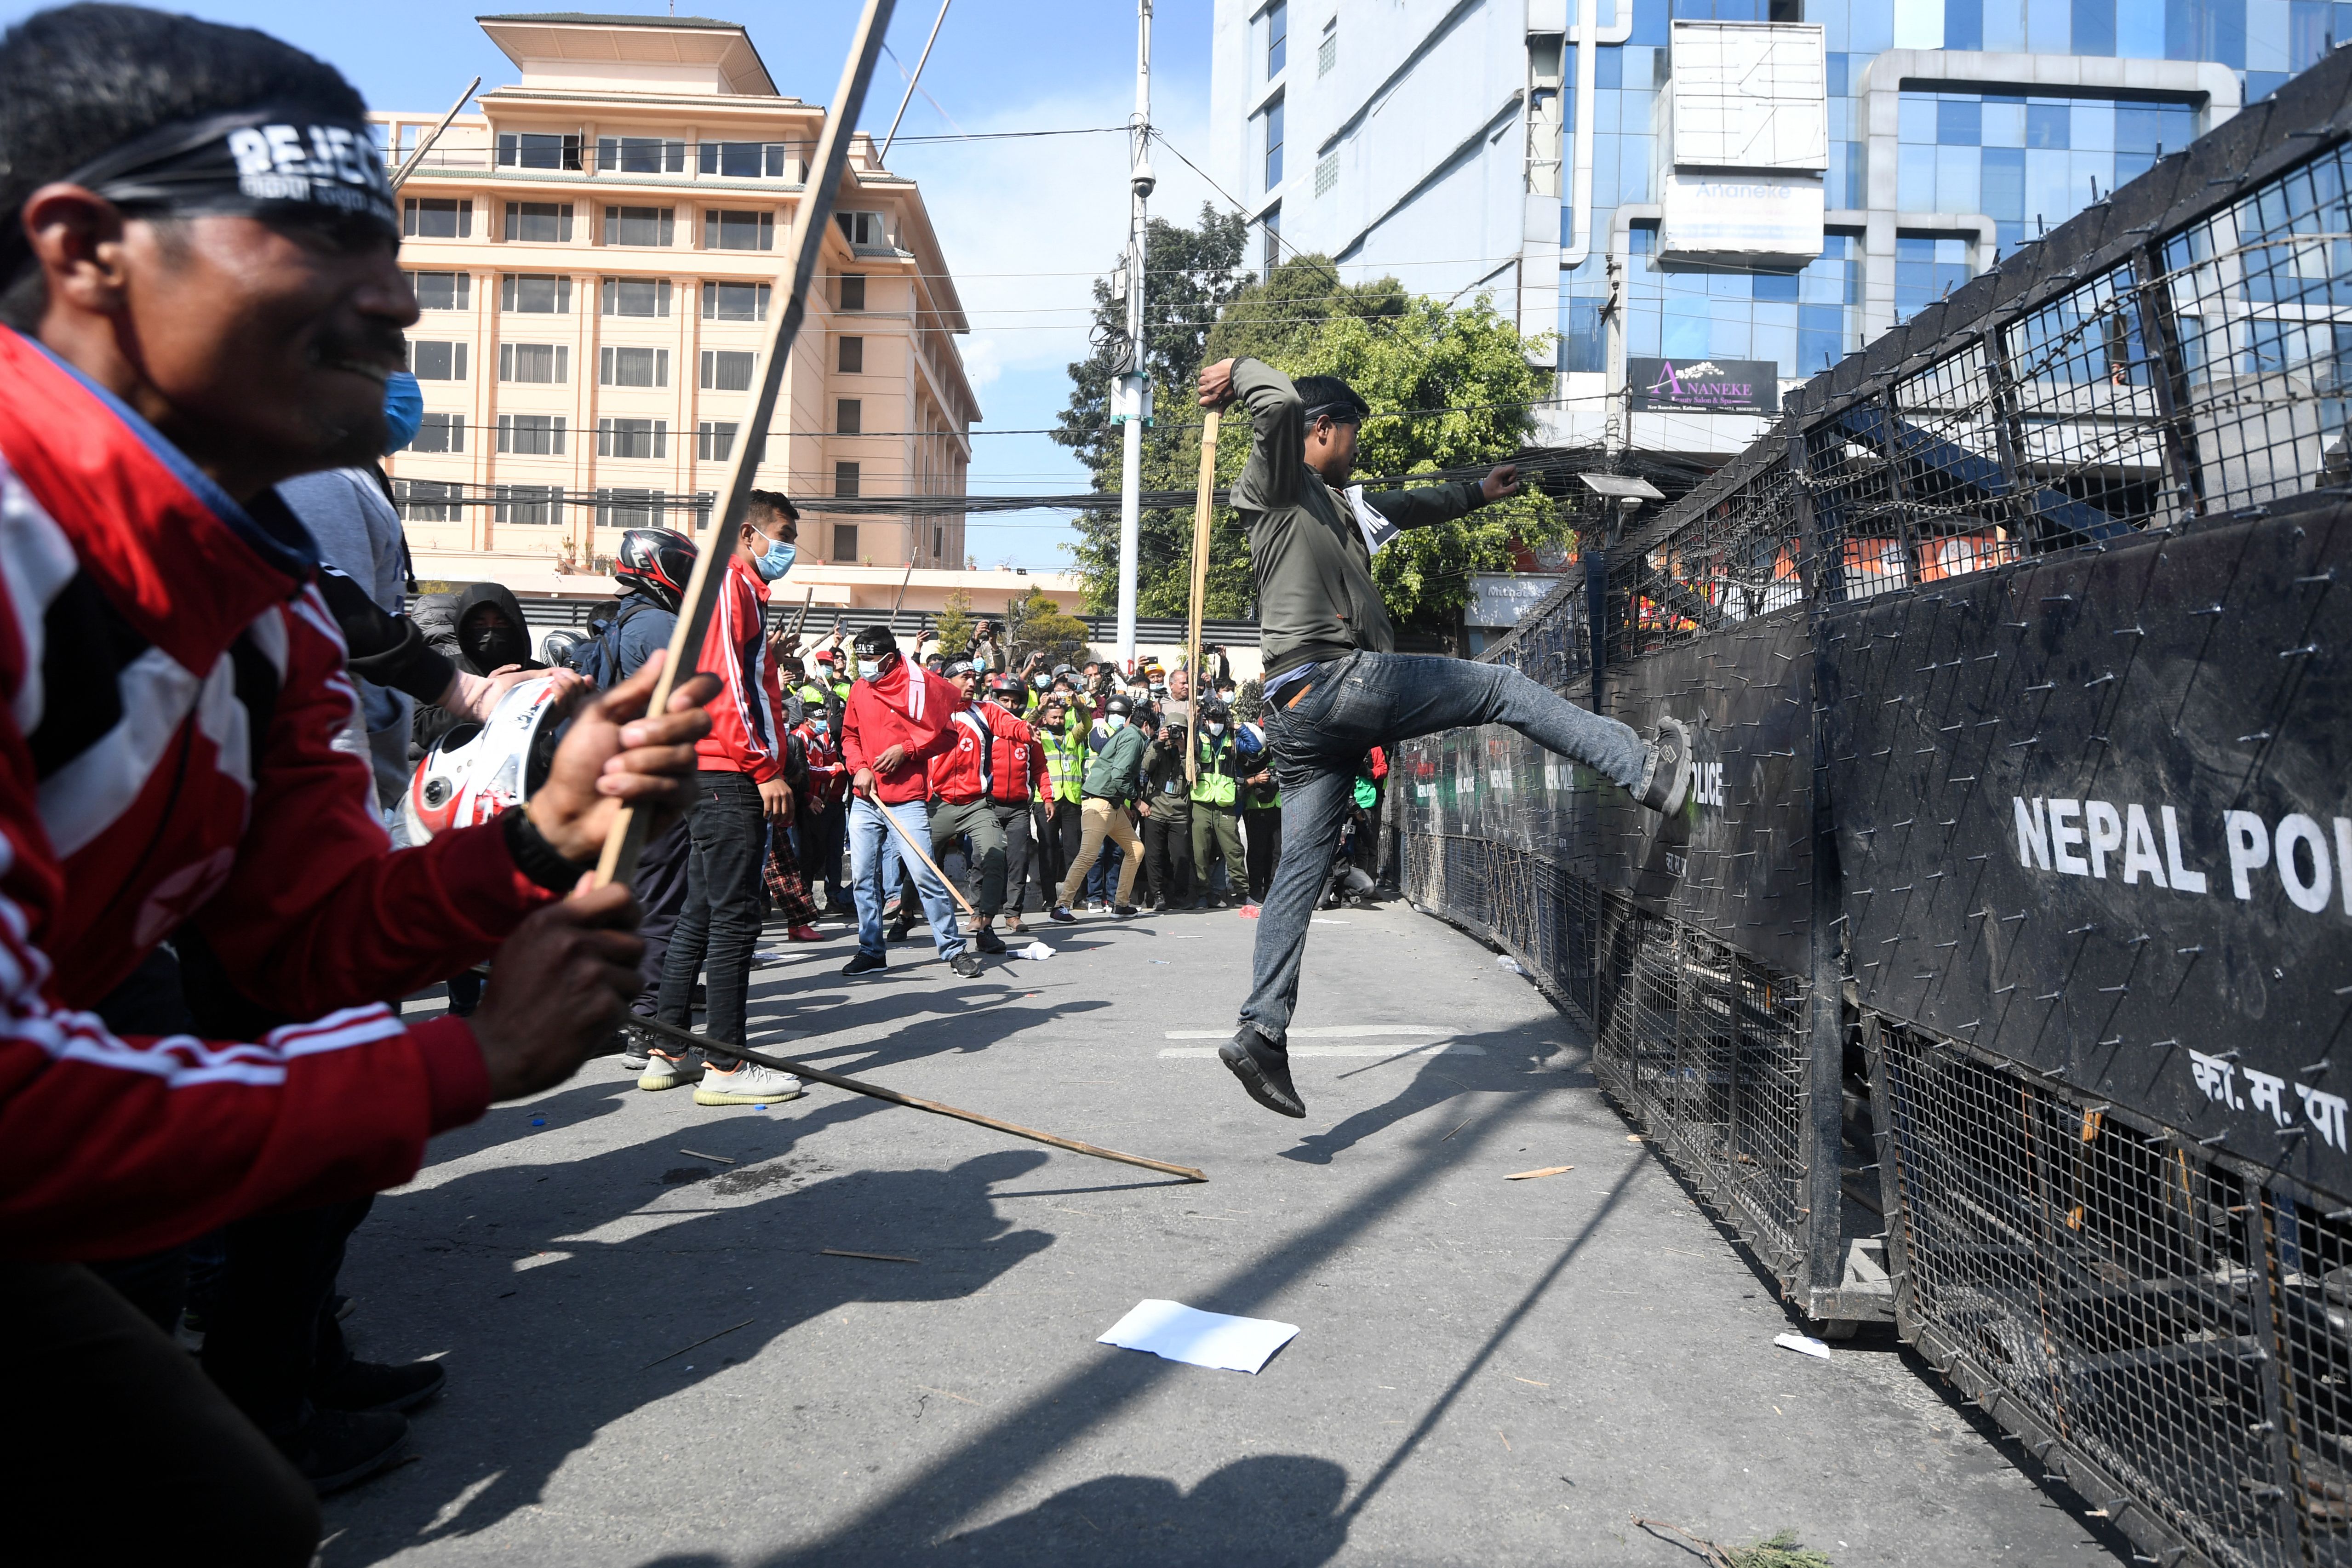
[857,658,881,681]
[1207,722,1225,736]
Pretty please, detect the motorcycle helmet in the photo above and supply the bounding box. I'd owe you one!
[404,674,569,842]
[612,526,698,612]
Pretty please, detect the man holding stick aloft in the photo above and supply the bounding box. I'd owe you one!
[839,625,983,979]
[1196,356,1694,1120]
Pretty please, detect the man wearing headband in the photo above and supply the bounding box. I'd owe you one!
[1194,355,1696,1122]
[0,8,716,1562]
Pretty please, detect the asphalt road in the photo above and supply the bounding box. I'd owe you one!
[321,898,2127,1568]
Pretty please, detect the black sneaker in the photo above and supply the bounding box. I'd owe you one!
[1219,1027,1306,1118]
[887,917,913,944]
[1048,905,1077,925]
[974,927,1007,955]
[278,1408,409,1494]
[1636,715,1694,815]
[1112,903,1139,919]
[950,952,984,979]
[315,1357,445,1415]
[841,951,887,976]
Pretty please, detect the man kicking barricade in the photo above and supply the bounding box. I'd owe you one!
[1194,356,1694,1120]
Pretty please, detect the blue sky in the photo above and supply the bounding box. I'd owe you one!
[0,1,1226,570]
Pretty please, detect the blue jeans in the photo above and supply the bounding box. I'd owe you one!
[849,796,967,961]
[1240,652,1647,1048]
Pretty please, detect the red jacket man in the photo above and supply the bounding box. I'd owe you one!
[694,549,789,784]
[837,625,978,977]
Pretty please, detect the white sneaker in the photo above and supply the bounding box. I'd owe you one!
[694,1061,805,1106]
[637,1051,704,1092]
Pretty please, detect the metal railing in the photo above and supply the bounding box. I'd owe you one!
[1404,44,2352,1568]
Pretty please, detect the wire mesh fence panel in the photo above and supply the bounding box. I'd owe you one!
[2267,1190,2352,1562]
[1877,1021,2302,1568]
[1890,341,2028,583]
[2165,142,2352,515]
[2000,262,2170,545]
[1803,396,1907,603]
[1611,457,1803,664]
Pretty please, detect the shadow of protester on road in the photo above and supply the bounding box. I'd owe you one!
[781,1454,1351,1568]
[318,1140,1052,1564]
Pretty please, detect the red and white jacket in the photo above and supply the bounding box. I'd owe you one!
[0,328,556,1262]
[692,552,787,783]
[841,657,958,805]
[984,700,1047,804]
[794,715,847,807]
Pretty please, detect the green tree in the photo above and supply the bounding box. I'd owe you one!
[1003,585,1092,672]
[932,588,974,660]
[1062,244,1563,633]
[1054,206,1252,617]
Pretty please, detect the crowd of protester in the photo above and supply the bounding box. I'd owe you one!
[0,12,1685,1565]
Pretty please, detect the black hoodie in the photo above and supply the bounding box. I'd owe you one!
[411,582,545,753]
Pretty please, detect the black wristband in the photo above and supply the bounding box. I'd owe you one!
[501,807,590,893]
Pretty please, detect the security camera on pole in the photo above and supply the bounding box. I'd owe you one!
[1113,0,1155,670]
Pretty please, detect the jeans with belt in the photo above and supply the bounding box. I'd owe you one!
[1240,652,1646,1048]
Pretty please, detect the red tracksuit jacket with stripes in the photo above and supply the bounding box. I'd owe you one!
[692,552,786,783]
[0,327,557,1262]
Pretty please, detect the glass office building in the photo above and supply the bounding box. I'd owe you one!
[1212,0,2329,449]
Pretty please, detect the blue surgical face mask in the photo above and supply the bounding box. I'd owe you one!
[753,536,796,581]
[857,658,881,681]
[1106,715,1127,732]
[382,370,423,454]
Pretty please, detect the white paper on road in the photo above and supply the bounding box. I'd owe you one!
[1098,1299,1299,1374]
[1774,1332,1832,1360]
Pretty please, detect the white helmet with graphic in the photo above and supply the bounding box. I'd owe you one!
[403,675,569,842]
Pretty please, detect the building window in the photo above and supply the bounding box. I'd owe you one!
[1262,204,1282,274]
[599,345,670,388]
[701,281,771,321]
[499,342,569,383]
[407,270,469,310]
[601,278,673,318]
[493,484,562,525]
[1318,15,1335,75]
[932,525,944,558]
[603,206,675,247]
[834,461,860,499]
[394,478,462,521]
[698,140,794,178]
[503,201,574,243]
[836,211,890,247]
[407,340,466,380]
[595,488,668,529]
[596,418,668,459]
[1266,0,1287,76]
[837,274,867,311]
[1314,152,1337,197]
[699,349,755,391]
[838,336,864,373]
[704,209,776,251]
[498,132,582,171]
[836,399,862,435]
[698,421,738,462]
[412,412,464,453]
[402,198,469,239]
[496,414,566,455]
[1262,96,1284,190]
[595,136,684,174]
[500,274,572,314]
[831,523,859,562]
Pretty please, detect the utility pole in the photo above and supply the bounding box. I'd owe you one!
[1113,0,1156,668]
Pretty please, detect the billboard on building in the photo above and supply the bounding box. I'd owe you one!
[1668,22,1828,172]
[1627,357,1781,415]
[1658,169,1826,265]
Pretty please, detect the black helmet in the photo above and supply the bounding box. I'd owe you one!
[1105,695,1133,718]
[1202,698,1231,723]
[988,672,1024,698]
[539,627,586,670]
[613,527,697,612]
[853,624,898,657]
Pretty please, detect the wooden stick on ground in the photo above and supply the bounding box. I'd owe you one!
[592,0,898,892]
[872,795,980,921]
[1184,408,1219,785]
[629,1014,1208,1183]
